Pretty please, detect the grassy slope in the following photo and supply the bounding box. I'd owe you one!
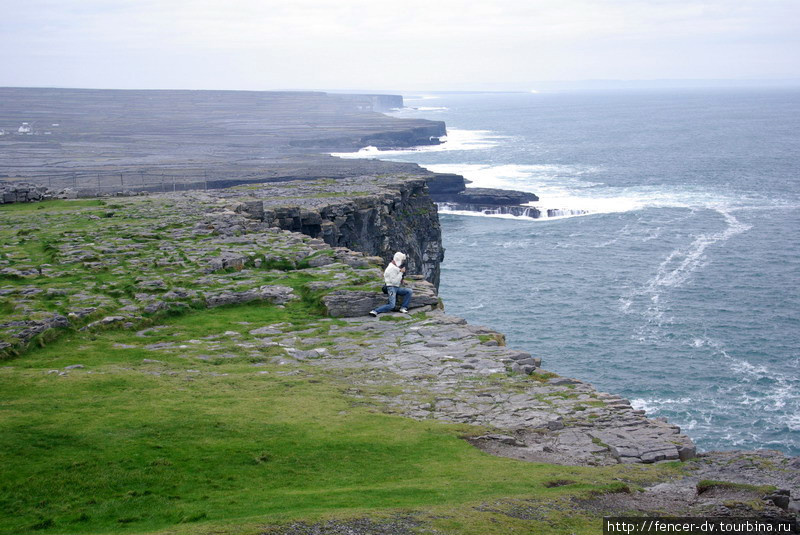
[1,302,687,535]
[0,200,686,534]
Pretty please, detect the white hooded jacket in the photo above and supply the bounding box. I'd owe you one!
[383,252,406,287]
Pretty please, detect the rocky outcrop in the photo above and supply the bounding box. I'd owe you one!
[437,202,590,219]
[321,278,439,317]
[358,123,446,149]
[0,184,729,470]
[426,173,468,195]
[205,285,297,308]
[245,178,445,288]
[426,173,539,205]
[426,174,547,217]
[283,309,698,466]
[288,122,446,150]
[0,313,69,352]
[435,187,539,205]
[0,182,50,204]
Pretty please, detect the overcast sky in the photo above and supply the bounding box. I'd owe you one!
[1,0,798,91]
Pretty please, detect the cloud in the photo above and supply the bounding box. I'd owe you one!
[1,0,798,89]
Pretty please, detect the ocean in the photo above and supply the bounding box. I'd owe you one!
[334,89,800,456]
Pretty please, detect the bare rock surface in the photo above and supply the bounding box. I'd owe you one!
[0,88,444,192]
[305,310,697,466]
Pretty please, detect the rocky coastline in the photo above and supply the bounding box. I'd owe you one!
[1,88,798,528]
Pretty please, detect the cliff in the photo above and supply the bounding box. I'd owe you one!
[426,170,549,216]
[0,88,444,191]
[1,185,798,535]
[0,187,695,467]
[214,176,445,287]
[1,88,797,534]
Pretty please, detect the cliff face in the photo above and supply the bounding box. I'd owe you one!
[229,176,445,288]
[288,122,446,150]
[2,190,797,535]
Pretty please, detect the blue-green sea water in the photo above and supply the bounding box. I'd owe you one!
[337,90,800,456]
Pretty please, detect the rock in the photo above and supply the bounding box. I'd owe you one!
[323,291,385,317]
[640,447,680,463]
[511,362,538,375]
[206,252,249,272]
[547,420,565,431]
[432,187,539,205]
[322,281,438,317]
[284,348,324,360]
[268,178,445,287]
[307,254,334,267]
[765,490,791,510]
[205,285,295,307]
[136,279,167,290]
[144,301,166,314]
[249,326,284,336]
[85,316,126,329]
[426,173,467,194]
[235,200,264,220]
[0,182,51,205]
[678,443,697,461]
[548,377,582,386]
[476,434,526,447]
[64,364,85,370]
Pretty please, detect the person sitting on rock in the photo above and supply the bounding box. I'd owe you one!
[370,252,413,316]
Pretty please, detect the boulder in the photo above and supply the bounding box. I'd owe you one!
[322,281,439,317]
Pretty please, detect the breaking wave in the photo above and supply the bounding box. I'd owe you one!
[619,208,752,328]
[330,129,506,159]
[424,163,788,223]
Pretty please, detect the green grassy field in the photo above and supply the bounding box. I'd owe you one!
[0,199,687,534]
[0,301,687,535]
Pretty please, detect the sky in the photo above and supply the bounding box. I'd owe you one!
[1,0,799,91]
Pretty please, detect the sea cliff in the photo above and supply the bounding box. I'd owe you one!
[0,89,797,534]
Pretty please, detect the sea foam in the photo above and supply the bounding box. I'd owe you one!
[330,129,505,159]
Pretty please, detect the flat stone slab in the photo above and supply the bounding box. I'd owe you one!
[267,309,698,466]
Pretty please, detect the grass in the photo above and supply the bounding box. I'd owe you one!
[0,197,366,359]
[0,197,690,535]
[0,300,687,535]
[0,199,106,213]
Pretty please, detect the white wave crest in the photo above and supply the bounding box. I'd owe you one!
[437,206,541,221]
[650,210,751,290]
[630,396,693,414]
[330,129,505,159]
[424,162,761,223]
[621,209,752,326]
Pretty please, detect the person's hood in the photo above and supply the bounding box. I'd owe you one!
[393,252,406,266]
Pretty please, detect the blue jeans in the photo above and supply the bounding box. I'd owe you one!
[374,286,413,314]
